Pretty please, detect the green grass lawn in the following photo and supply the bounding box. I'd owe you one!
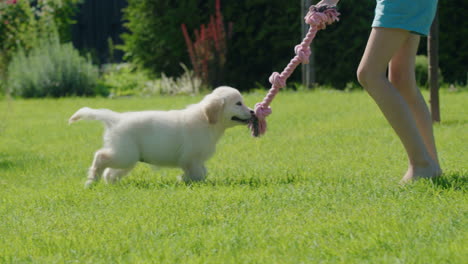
[0,89,466,263]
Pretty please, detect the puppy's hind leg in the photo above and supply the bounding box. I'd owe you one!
[85,148,113,188]
[181,163,207,183]
[103,167,134,184]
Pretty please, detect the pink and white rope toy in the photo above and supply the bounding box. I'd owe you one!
[249,5,340,137]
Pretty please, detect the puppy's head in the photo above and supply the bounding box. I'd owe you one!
[203,86,253,128]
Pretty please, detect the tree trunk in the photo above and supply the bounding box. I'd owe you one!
[428,10,440,123]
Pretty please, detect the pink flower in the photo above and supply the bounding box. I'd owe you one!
[6,0,17,4]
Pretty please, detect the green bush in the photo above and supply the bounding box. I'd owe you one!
[415,55,443,88]
[121,0,202,78]
[8,38,99,98]
[415,55,429,88]
[100,63,205,97]
[100,63,150,97]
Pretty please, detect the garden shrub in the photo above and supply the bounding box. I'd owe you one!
[415,55,443,88]
[8,37,99,98]
[100,63,150,97]
[101,63,205,97]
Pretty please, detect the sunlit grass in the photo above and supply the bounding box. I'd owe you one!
[0,89,466,263]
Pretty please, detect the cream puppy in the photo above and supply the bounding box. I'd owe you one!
[69,86,253,187]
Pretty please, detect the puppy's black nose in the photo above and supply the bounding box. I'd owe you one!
[250,110,254,114]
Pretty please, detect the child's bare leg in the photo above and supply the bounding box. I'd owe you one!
[357,28,440,182]
[388,34,440,166]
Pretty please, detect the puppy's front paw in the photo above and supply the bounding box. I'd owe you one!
[84,179,96,188]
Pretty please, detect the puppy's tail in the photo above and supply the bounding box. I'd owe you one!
[68,107,120,128]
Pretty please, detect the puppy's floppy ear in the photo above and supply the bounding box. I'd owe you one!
[203,95,224,124]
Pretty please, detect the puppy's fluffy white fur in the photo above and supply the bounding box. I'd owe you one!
[69,86,253,187]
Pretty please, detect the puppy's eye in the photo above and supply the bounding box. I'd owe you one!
[236,101,242,106]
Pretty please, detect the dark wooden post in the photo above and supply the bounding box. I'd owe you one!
[301,0,315,89]
[428,10,440,122]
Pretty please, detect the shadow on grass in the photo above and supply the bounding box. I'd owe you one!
[429,172,467,191]
[0,158,15,170]
[124,178,179,190]
[121,173,307,190]
[437,119,468,127]
[90,169,468,192]
[0,153,40,171]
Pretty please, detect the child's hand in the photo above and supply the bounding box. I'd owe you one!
[316,0,339,7]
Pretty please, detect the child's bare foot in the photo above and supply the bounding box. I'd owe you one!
[400,161,442,184]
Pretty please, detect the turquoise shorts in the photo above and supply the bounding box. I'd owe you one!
[372,0,438,36]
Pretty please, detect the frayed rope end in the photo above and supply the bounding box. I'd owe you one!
[249,103,271,137]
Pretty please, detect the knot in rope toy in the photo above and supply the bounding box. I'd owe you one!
[249,5,340,137]
[269,72,287,88]
[294,45,311,64]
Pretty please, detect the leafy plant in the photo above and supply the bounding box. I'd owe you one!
[41,0,83,43]
[0,0,37,83]
[8,37,99,98]
[100,63,150,97]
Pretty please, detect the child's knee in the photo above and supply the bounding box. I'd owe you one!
[356,65,387,92]
[356,65,371,88]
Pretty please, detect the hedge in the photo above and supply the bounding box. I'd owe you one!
[121,0,467,90]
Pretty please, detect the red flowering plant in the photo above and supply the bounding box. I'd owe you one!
[181,0,232,88]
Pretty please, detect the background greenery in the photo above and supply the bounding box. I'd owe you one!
[0,89,466,262]
[1,0,466,97]
[122,0,467,90]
